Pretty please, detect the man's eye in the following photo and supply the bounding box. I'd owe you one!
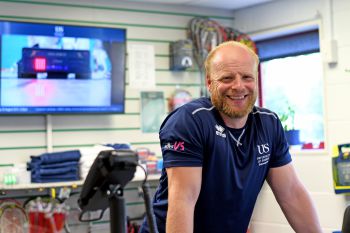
[243,75,254,80]
[220,77,233,83]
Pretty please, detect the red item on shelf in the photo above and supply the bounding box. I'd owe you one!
[302,142,314,149]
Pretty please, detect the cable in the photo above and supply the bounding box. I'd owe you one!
[188,17,229,97]
[137,164,159,233]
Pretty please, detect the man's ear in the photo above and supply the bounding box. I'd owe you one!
[206,75,212,89]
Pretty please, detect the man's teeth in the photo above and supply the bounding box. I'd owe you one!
[229,96,244,100]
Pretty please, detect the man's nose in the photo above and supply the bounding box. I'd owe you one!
[230,75,243,89]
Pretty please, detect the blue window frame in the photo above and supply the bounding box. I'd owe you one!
[256,30,325,150]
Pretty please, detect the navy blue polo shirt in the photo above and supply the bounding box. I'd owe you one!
[140,97,292,233]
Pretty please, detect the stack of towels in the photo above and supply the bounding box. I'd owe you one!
[79,143,131,180]
[27,150,81,183]
[79,145,112,180]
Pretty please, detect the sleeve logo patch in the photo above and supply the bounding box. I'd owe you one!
[163,141,185,151]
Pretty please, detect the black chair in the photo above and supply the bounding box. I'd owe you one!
[343,205,350,233]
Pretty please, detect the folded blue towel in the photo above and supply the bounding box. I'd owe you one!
[30,150,81,165]
[31,176,80,183]
[104,143,131,150]
[31,166,79,176]
[28,161,79,170]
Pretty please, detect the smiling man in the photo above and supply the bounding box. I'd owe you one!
[139,41,322,233]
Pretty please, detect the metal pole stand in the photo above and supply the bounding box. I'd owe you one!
[108,185,126,233]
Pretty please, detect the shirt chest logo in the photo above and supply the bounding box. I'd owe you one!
[256,143,270,166]
[257,143,270,154]
[215,124,226,138]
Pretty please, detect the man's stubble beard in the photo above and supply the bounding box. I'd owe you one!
[210,84,257,118]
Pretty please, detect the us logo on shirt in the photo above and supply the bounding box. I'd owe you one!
[256,143,270,166]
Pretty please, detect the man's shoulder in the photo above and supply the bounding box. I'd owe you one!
[183,97,214,116]
[160,97,214,130]
[251,106,279,121]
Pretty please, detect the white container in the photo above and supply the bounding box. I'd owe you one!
[11,163,30,184]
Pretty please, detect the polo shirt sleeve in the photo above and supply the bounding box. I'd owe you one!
[270,117,292,168]
[159,107,204,168]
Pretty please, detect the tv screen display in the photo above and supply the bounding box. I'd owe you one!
[0,20,126,114]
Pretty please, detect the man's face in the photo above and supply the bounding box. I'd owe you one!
[207,46,258,118]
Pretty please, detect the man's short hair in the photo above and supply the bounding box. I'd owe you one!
[204,41,259,75]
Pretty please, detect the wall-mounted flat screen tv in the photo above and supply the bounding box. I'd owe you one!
[0,20,126,114]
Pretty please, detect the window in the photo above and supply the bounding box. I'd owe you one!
[256,30,325,150]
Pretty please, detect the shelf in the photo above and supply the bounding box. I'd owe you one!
[0,180,84,191]
[0,173,161,199]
